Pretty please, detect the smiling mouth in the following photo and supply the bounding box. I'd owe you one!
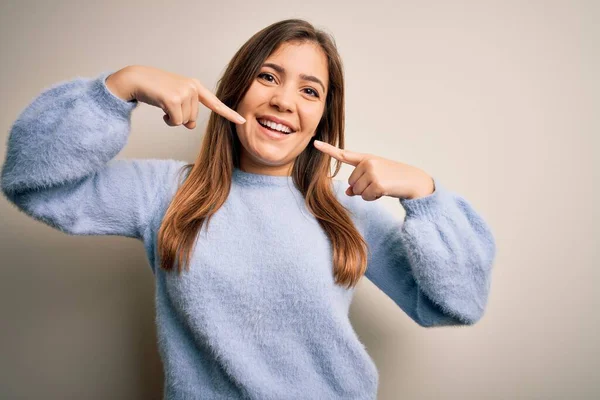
[256,118,295,135]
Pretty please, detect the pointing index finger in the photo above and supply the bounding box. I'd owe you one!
[313,140,364,166]
[193,80,246,124]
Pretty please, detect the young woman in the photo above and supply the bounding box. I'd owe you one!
[1,19,496,400]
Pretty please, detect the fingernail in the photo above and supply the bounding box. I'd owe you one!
[314,140,323,146]
[237,116,246,124]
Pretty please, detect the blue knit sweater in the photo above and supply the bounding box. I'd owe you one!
[0,71,496,399]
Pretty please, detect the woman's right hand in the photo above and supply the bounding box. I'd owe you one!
[106,65,246,129]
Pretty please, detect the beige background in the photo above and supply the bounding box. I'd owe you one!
[1,0,598,399]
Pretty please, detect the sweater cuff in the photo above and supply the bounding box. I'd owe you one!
[87,70,139,120]
[399,178,451,220]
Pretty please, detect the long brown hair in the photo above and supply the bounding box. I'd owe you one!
[158,19,369,289]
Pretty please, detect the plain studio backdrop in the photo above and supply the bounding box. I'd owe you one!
[0,1,597,399]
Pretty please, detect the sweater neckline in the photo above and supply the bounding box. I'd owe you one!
[232,167,295,187]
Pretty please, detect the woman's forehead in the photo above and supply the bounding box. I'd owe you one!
[265,42,329,88]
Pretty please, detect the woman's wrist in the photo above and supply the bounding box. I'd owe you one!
[106,66,139,102]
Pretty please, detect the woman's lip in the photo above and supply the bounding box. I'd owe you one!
[257,116,296,132]
[257,118,292,140]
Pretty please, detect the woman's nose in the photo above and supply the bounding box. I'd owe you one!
[269,87,295,113]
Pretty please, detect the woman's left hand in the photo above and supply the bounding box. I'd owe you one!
[313,140,435,201]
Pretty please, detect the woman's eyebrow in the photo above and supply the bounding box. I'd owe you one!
[262,62,325,93]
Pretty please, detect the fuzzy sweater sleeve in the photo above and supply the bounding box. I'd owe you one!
[359,179,497,327]
[0,71,187,241]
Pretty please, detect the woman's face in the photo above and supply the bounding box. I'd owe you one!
[234,41,329,176]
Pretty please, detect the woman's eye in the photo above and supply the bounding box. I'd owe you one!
[258,73,319,98]
[258,72,275,82]
[304,88,319,98]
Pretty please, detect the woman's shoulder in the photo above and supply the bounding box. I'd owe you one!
[146,159,190,219]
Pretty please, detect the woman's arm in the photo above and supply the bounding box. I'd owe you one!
[349,179,497,327]
[1,71,187,241]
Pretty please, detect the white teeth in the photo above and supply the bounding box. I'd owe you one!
[258,118,293,133]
